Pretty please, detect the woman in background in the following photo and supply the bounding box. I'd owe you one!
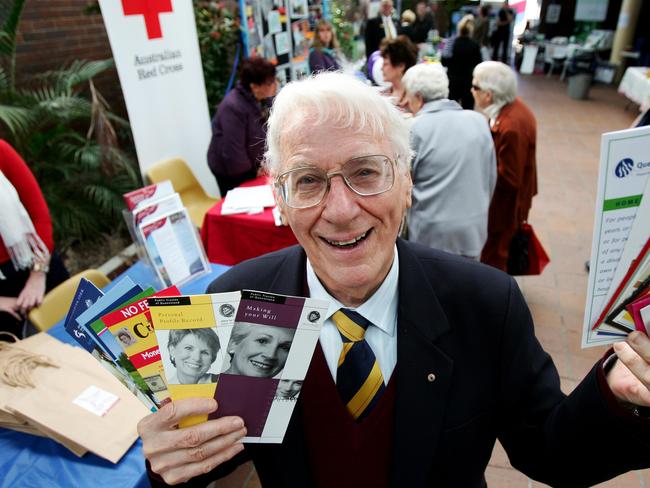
[309,19,341,73]
[207,57,278,195]
[442,14,482,109]
[379,35,419,110]
[0,140,68,338]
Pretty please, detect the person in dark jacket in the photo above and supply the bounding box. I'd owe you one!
[472,5,491,51]
[309,19,340,73]
[365,0,398,59]
[206,57,277,196]
[441,14,483,109]
[492,1,513,63]
[410,1,434,44]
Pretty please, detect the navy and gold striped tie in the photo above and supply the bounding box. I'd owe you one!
[333,309,385,421]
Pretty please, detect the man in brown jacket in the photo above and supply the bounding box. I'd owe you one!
[472,61,537,272]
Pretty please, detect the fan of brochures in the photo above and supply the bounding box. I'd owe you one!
[0,275,327,461]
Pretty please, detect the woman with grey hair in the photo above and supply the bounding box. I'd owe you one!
[471,61,538,272]
[402,63,496,260]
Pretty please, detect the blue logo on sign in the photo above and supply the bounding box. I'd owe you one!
[615,158,634,178]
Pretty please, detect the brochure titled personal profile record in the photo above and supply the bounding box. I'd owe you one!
[149,290,328,443]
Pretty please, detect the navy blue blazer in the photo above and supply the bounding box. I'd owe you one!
[152,239,650,487]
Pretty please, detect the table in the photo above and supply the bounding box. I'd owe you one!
[201,176,298,265]
[618,67,650,106]
[0,262,229,488]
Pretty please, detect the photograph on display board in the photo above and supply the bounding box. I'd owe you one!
[291,61,309,80]
[275,31,291,56]
[291,20,311,59]
[263,34,277,63]
[267,10,282,34]
[275,63,290,87]
[260,0,273,19]
[289,0,309,19]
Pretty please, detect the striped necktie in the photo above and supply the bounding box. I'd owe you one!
[333,309,385,421]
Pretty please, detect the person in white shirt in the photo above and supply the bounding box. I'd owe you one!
[365,0,398,59]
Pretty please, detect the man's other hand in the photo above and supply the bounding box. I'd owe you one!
[609,332,650,407]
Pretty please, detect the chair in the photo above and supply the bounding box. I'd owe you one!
[145,158,219,229]
[545,38,568,78]
[28,269,111,332]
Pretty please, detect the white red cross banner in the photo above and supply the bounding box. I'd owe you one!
[98,0,219,197]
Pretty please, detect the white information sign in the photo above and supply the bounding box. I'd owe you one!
[98,0,219,197]
[582,126,650,347]
[575,0,608,22]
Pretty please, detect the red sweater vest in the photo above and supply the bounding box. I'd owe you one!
[300,344,397,487]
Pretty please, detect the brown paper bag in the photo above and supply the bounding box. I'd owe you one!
[0,334,89,456]
[1,333,150,463]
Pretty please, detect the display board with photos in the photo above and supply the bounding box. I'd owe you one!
[240,0,329,86]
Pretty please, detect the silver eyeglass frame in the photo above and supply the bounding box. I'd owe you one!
[274,155,398,209]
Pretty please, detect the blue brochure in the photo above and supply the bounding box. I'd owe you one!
[75,277,142,360]
[63,278,104,352]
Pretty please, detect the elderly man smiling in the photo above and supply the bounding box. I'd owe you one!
[139,73,650,487]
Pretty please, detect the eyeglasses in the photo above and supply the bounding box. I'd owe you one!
[275,155,396,209]
[471,84,482,91]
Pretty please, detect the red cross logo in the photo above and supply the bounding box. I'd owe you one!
[122,0,173,40]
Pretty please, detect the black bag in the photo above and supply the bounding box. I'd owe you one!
[507,223,550,276]
[507,227,530,275]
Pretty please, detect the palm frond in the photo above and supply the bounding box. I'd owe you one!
[0,103,30,137]
[0,0,24,56]
[35,59,115,94]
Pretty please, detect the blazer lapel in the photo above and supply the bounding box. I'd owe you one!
[391,240,454,486]
[267,245,307,296]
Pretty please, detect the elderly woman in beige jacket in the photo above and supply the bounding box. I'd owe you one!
[403,63,496,260]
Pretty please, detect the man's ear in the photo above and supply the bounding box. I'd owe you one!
[279,207,289,226]
[403,171,413,209]
[272,185,290,226]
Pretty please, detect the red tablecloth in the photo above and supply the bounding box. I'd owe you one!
[201,177,298,265]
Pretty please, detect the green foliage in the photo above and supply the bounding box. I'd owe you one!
[0,0,140,251]
[193,1,241,115]
[331,0,358,61]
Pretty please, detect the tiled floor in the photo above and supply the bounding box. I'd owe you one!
[216,74,646,488]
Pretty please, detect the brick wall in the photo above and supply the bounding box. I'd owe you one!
[14,0,125,112]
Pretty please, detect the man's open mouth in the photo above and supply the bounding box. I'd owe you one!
[322,229,371,248]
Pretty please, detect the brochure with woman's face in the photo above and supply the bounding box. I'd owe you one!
[149,290,328,441]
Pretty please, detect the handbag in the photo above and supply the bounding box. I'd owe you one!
[507,222,550,275]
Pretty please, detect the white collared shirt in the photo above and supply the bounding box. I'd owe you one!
[382,15,397,40]
[306,245,399,384]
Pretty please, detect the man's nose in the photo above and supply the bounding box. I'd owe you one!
[321,175,360,221]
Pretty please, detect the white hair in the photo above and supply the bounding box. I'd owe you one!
[472,61,517,105]
[402,63,449,102]
[264,72,411,176]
